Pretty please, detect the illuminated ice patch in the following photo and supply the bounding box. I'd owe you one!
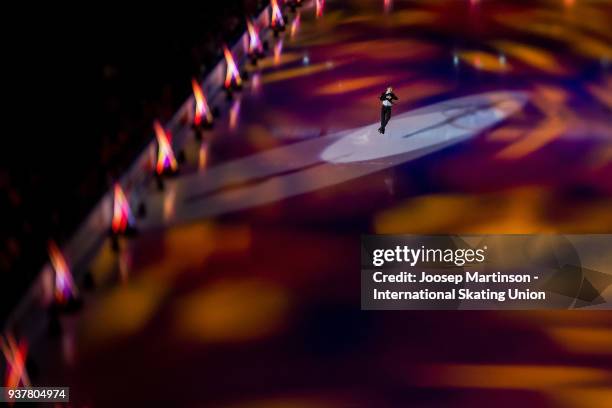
[143,91,528,226]
[321,91,528,163]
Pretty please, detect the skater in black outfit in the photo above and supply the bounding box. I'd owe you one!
[378,86,398,134]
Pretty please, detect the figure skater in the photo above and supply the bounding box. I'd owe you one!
[379,86,399,134]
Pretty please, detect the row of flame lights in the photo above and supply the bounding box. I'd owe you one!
[1,0,317,392]
[151,0,311,179]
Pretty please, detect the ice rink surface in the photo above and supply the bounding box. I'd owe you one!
[19,0,612,406]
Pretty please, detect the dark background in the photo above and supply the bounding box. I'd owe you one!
[1,1,262,325]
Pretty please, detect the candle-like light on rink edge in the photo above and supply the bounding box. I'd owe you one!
[316,0,325,18]
[274,38,284,65]
[223,45,243,89]
[291,12,300,38]
[1,335,30,388]
[112,183,134,234]
[48,241,78,304]
[199,142,209,170]
[154,121,178,175]
[229,97,242,131]
[191,79,213,126]
[246,19,263,54]
[271,0,285,27]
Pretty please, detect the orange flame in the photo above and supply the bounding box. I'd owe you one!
[48,241,78,304]
[271,0,285,27]
[246,19,262,54]
[154,121,178,175]
[112,183,134,234]
[2,335,30,389]
[316,0,325,18]
[291,12,300,38]
[223,45,243,89]
[191,79,213,126]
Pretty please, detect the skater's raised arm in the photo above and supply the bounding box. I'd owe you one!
[381,86,398,105]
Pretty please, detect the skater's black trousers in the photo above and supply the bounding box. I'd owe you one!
[381,105,392,129]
